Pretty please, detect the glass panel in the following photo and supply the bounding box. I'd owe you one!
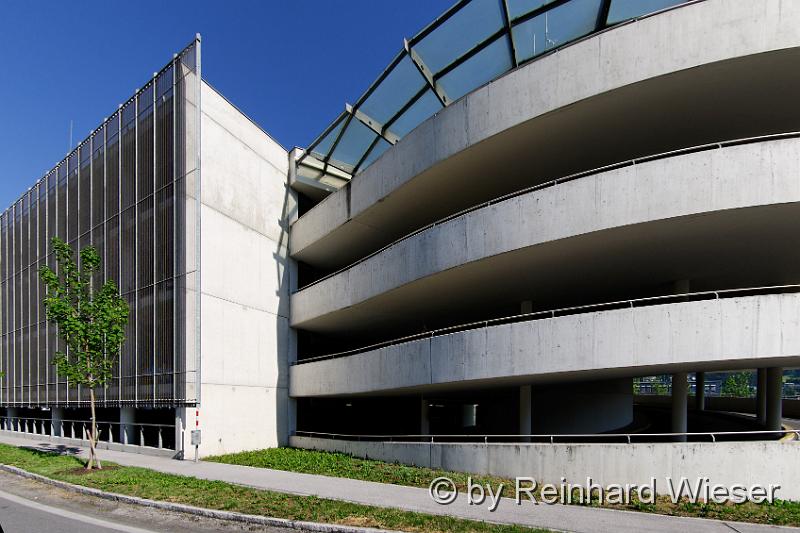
[507,0,560,20]
[79,143,91,236]
[414,0,505,75]
[138,89,155,200]
[511,0,603,63]
[121,104,136,210]
[360,55,427,126]
[92,130,105,228]
[388,89,443,138]
[328,119,378,173]
[138,196,154,288]
[439,36,512,102]
[310,116,345,161]
[106,117,120,217]
[358,138,392,172]
[607,0,685,24]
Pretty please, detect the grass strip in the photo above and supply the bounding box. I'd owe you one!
[207,447,800,526]
[0,443,547,533]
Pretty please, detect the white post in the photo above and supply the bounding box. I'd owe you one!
[120,406,136,444]
[420,398,430,435]
[672,372,688,441]
[766,367,783,432]
[757,368,767,425]
[695,372,705,411]
[519,385,532,442]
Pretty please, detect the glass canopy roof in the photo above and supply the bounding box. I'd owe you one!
[297,0,689,185]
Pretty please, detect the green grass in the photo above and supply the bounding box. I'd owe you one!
[207,446,513,493]
[0,443,546,533]
[207,447,800,527]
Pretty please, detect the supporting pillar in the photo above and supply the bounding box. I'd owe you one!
[6,407,18,432]
[519,385,532,442]
[756,368,767,425]
[51,407,64,437]
[694,372,705,411]
[766,367,783,432]
[671,372,688,441]
[119,407,136,445]
[420,398,430,435]
[174,408,186,458]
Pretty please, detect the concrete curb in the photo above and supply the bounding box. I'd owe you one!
[0,464,400,533]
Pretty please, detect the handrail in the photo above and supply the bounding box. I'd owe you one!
[293,283,800,365]
[294,429,799,444]
[296,130,800,293]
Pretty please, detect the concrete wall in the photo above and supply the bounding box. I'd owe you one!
[291,435,800,500]
[292,138,800,327]
[290,293,800,396]
[291,0,800,260]
[188,82,296,457]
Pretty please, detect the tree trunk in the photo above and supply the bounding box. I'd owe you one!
[87,388,102,470]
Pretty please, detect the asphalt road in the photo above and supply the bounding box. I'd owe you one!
[0,470,296,533]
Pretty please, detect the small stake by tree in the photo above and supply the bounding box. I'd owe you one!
[40,237,129,470]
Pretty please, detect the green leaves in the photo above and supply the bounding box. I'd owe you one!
[39,237,129,390]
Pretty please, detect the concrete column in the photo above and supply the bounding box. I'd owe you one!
[671,372,688,442]
[174,408,186,458]
[756,368,767,425]
[694,372,705,411]
[119,407,136,445]
[519,385,532,442]
[6,407,18,431]
[420,399,429,435]
[672,279,691,295]
[51,407,64,437]
[766,367,783,432]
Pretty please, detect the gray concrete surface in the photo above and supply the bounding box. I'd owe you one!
[292,138,800,330]
[0,434,795,533]
[291,0,800,271]
[290,293,800,397]
[0,469,295,533]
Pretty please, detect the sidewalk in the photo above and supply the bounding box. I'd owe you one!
[0,433,795,533]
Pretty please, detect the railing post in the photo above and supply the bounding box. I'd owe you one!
[140,426,145,447]
[158,427,163,449]
[108,424,113,444]
[123,424,129,445]
[70,422,75,440]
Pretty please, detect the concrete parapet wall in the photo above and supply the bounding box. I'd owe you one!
[290,293,800,396]
[291,435,800,500]
[292,137,800,328]
[291,0,800,262]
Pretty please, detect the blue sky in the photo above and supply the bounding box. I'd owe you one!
[0,0,452,209]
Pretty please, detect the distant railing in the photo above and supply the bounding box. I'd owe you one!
[296,130,800,293]
[294,283,800,365]
[294,429,799,445]
[0,415,176,451]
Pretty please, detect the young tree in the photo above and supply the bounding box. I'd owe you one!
[40,237,129,469]
[721,371,753,398]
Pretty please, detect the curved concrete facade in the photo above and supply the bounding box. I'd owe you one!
[289,0,800,478]
[290,293,800,396]
[292,138,800,331]
[291,0,800,270]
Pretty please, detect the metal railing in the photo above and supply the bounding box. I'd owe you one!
[297,130,800,293]
[294,283,800,365]
[0,415,176,451]
[294,429,799,445]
